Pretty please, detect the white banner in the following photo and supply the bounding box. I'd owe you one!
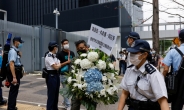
[88,24,117,56]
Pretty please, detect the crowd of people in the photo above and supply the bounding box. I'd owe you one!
[0,29,184,110]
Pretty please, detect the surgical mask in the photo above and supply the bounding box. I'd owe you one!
[63,44,69,50]
[18,43,23,49]
[55,48,58,53]
[130,53,142,66]
[152,51,156,54]
[126,40,130,46]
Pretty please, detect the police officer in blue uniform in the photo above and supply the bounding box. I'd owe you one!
[45,41,61,110]
[118,40,169,110]
[163,29,184,110]
[7,37,24,110]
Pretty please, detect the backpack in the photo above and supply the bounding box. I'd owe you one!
[0,33,12,81]
[165,47,184,103]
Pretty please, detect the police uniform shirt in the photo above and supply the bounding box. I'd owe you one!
[163,44,184,72]
[120,61,168,102]
[45,52,60,70]
[8,46,21,66]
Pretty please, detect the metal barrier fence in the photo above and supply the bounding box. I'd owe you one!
[0,20,87,73]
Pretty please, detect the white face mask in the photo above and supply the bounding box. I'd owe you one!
[55,48,58,54]
[63,44,69,50]
[130,53,142,66]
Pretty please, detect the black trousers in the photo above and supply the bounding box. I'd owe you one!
[46,74,60,110]
[7,71,20,110]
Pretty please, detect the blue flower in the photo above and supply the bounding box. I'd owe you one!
[84,69,102,83]
[84,69,103,93]
[86,81,103,93]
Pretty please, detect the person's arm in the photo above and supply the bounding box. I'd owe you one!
[51,63,61,70]
[9,61,16,78]
[117,90,129,110]
[158,97,169,110]
[162,50,173,76]
[163,65,169,77]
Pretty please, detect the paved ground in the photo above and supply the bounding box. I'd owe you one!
[0,74,129,110]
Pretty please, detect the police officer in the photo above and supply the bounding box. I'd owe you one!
[7,37,24,110]
[125,32,140,67]
[163,29,184,110]
[45,41,61,110]
[118,40,169,110]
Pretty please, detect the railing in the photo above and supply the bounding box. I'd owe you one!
[134,22,184,31]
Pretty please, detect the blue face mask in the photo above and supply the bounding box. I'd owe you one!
[18,43,23,49]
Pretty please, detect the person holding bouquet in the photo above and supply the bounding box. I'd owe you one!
[118,40,169,110]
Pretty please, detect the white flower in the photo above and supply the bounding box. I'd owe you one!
[106,87,114,95]
[77,84,83,90]
[73,83,78,87]
[112,85,118,93]
[108,63,114,69]
[80,53,87,57]
[71,70,75,73]
[96,60,106,70]
[71,65,75,69]
[82,83,87,88]
[67,77,72,84]
[105,73,116,80]
[102,76,107,81]
[108,79,113,86]
[87,52,99,62]
[80,59,92,69]
[100,89,106,97]
[74,59,81,65]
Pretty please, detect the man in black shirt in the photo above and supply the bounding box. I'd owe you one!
[57,39,75,110]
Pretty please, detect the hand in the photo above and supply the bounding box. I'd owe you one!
[18,51,22,57]
[11,77,18,85]
[67,59,71,64]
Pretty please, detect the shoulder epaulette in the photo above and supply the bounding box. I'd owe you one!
[47,54,54,58]
[127,64,134,68]
[145,64,156,74]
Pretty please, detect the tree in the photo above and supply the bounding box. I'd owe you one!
[133,0,184,53]
[152,0,159,53]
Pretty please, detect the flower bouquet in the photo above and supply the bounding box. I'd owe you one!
[60,49,119,110]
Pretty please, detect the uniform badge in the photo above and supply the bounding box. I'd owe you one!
[145,64,156,74]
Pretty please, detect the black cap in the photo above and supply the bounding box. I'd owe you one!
[179,29,184,39]
[48,41,58,47]
[13,37,24,43]
[125,32,140,40]
[127,40,151,53]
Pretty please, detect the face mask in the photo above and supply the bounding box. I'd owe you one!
[55,48,58,53]
[152,51,156,54]
[130,53,142,66]
[77,50,87,54]
[18,43,23,49]
[63,44,69,50]
[126,40,130,46]
[0,47,2,51]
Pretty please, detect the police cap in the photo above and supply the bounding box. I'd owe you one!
[48,41,58,47]
[179,29,184,39]
[125,32,140,40]
[13,36,24,43]
[127,40,151,53]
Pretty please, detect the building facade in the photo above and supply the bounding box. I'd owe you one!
[0,0,143,49]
